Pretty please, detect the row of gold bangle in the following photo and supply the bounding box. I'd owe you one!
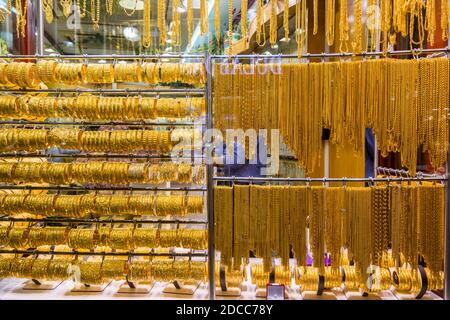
[0,226,207,250]
[214,265,244,289]
[0,194,205,217]
[0,95,206,120]
[0,129,178,153]
[0,161,205,185]
[0,62,206,88]
[0,256,207,284]
[0,256,72,280]
[0,63,41,89]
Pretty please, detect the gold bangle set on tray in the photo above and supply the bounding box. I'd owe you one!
[0,161,202,185]
[1,226,207,250]
[0,128,176,153]
[0,194,205,217]
[0,62,206,87]
[215,184,445,292]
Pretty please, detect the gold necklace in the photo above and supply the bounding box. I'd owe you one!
[442,0,449,41]
[142,0,151,48]
[296,0,307,57]
[60,0,72,17]
[76,0,86,18]
[90,0,100,31]
[123,0,137,16]
[338,0,349,52]
[353,0,363,53]
[313,0,318,35]
[15,0,27,38]
[214,0,221,44]
[256,0,266,46]
[326,0,335,46]
[172,0,181,47]
[242,0,248,40]
[270,0,277,47]
[380,0,392,52]
[228,0,233,53]
[157,0,166,46]
[200,0,208,35]
[425,0,436,46]
[43,0,54,24]
[106,0,114,15]
[187,0,193,42]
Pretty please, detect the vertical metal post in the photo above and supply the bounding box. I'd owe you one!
[205,53,216,300]
[445,117,450,300]
[36,0,44,55]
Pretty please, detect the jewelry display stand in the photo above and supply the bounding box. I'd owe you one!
[71,281,112,293]
[22,279,62,291]
[163,281,200,295]
[302,291,338,300]
[215,287,242,297]
[118,281,155,294]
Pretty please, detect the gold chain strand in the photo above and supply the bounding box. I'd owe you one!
[409,0,425,50]
[425,0,437,46]
[442,0,449,41]
[172,0,181,47]
[380,0,392,53]
[296,0,307,57]
[256,0,266,46]
[187,0,193,43]
[366,0,378,51]
[157,0,166,46]
[200,0,208,35]
[214,0,221,44]
[142,0,151,48]
[233,185,250,270]
[313,0,318,35]
[76,0,87,18]
[106,0,114,15]
[15,0,28,38]
[324,187,344,268]
[229,0,233,53]
[270,0,277,47]
[214,186,233,269]
[310,187,326,275]
[90,0,100,31]
[326,0,336,46]
[242,0,248,40]
[338,0,349,52]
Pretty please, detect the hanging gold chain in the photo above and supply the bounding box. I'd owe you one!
[142,0,151,48]
[90,0,100,31]
[214,0,221,44]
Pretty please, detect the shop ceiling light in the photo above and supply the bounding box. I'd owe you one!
[123,26,140,42]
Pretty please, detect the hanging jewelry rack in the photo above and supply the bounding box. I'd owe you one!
[212,47,450,59]
[208,48,450,300]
